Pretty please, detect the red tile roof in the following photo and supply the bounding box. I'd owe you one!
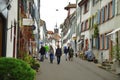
[47,31,54,34]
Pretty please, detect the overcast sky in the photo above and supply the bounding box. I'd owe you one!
[40,0,76,31]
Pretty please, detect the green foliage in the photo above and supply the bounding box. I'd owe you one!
[0,57,36,80]
[93,24,99,38]
[23,54,40,71]
[111,45,120,61]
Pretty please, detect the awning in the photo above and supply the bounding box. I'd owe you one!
[106,27,120,36]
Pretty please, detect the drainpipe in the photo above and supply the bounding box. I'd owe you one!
[37,0,40,54]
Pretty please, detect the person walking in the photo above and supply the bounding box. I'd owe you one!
[44,44,50,59]
[68,46,74,61]
[64,46,68,61]
[39,45,46,62]
[55,45,62,64]
[49,45,54,63]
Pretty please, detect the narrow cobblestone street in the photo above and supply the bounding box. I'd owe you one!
[36,55,120,80]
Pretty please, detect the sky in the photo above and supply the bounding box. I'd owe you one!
[40,0,76,31]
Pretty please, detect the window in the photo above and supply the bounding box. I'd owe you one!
[100,35,102,49]
[84,2,89,14]
[100,10,102,24]
[85,20,89,30]
[104,35,107,49]
[109,2,113,19]
[92,16,94,28]
[93,0,95,6]
[100,8,105,24]
[81,22,84,32]
[104,5,107,21]
[88,18,91,29]
[93,0,99,6]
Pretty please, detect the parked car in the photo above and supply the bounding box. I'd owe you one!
[85,50,95,61]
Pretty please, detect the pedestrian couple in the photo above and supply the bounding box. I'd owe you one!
[49,45,62,64]
[39,45,54,63]
[64,46,74,61]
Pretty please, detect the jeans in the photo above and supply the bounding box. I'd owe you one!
[57,56,61,64]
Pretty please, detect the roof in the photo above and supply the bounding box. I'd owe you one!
[64,3,76,10]
[53,34,61,41]
[47,31,54,34]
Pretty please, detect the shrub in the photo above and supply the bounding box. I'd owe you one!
[0,57,36,80]
[23,54,40,71]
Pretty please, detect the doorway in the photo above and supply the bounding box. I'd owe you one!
[0,13,7,57]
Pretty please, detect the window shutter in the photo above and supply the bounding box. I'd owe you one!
[92,35,94,48]
[96,37,98,49]
[95,37,99,50]
[106,36,109,49]
[102,8,105,23]
[102,35,104,49]
[98,36,100,50]
[112,0,115,16]
[92,16,94,28]
[95,12,98,24]
[88,18,91,29]
[107,4,110,20]
[83,22,85,31]
[97,10,100,24]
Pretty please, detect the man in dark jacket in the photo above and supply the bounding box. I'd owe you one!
[55,45,62,64]
[39,45,46,61]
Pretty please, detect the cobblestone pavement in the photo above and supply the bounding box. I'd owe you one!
[36,56,120,80]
